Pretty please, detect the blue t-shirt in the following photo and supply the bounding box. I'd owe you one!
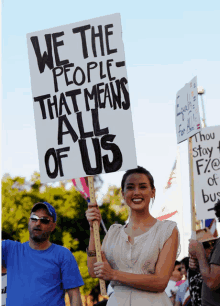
[2,240,84,306]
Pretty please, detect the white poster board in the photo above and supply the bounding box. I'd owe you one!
[175,76,201,144]
[27,13,137,183]
[192,126,220,220]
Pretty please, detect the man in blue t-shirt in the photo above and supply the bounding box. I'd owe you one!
[2,202,84,306]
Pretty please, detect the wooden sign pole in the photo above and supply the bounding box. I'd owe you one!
[188,137,197,239]
[88,176,107,296]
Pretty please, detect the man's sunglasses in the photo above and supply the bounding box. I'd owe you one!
[30,214,51,225]
[203,241,216,249]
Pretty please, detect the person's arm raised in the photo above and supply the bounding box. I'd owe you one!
[94,227,179,292]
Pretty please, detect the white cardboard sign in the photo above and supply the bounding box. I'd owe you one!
[175,76,201,144]
[27,14,137,183]
[192,126,220,220]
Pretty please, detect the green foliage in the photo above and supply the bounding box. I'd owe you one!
[62,231,79,251]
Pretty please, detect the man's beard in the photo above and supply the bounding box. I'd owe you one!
[29,225,51,242]
[31,233,49,242]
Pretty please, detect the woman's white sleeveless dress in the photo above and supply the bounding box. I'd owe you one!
[101,220,179,306]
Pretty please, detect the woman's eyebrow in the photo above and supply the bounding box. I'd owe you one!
[126,182,148,186]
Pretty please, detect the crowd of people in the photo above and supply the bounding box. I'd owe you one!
[161,221,220,306]
[2,166,220,306]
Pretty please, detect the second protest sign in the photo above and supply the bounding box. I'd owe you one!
[192,125,220,220]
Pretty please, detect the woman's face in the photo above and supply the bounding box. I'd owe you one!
[122,173,155,212]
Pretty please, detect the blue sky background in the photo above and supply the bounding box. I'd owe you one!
[2,0,220,254]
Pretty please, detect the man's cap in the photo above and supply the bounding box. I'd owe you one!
[208,199,220,211]
[196,227,218,243]
[31,202,57,222]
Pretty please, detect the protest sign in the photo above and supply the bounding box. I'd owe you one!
[175,76,201,144]
[192,126,220,220]
[27,13,137,183]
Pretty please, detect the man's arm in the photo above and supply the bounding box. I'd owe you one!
[66,287,82,306]
[197,250,220,290]
[189,240,220,290]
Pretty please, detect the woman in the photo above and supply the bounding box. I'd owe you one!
[86,166,179,306]
[175,257,192,306]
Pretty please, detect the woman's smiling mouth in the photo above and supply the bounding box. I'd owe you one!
[132,198,143,204]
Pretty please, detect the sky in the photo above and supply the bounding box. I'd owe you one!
[2,0,220,256]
